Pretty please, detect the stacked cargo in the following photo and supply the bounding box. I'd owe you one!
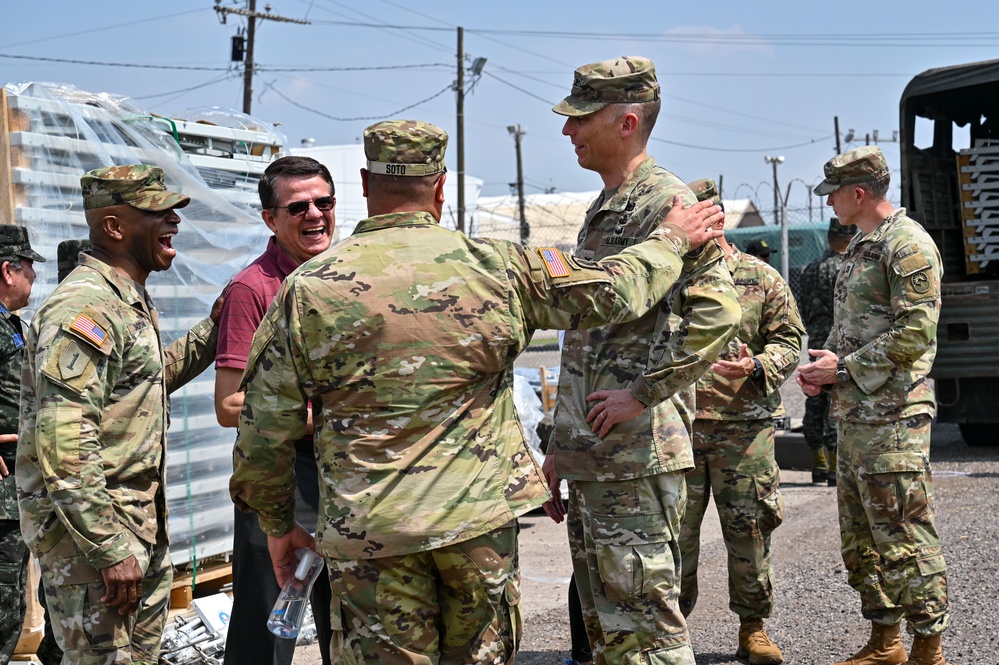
[957,139,999,273]
[1,81,284,565]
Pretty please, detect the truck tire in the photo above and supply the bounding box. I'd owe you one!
[959,423,997,447]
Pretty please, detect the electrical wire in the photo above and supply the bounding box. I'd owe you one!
[482,71,553,105]
[133,73,238,100]
[0,8,210,50]
[651,136,833,153]
[265,81,453,121]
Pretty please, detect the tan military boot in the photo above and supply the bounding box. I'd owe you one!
[737,619,783,664]
[831,623,907,665]
[901,635,946,665]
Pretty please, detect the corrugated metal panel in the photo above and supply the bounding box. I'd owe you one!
[933,282,999,377]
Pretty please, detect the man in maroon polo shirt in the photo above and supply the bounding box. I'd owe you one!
[215,156,336,665]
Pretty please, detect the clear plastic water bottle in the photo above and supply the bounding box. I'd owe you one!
[267,548,325,638]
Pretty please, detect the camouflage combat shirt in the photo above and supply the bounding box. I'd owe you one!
[695,248,803,421]
[798,249,843,348]
[0,302,25,520]
[231,210,693,560]
[17,254,218,569]
[552,157,740,481]
[825,209,942,423]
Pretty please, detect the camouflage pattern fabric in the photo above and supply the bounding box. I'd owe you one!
[678,420,784,620]
[813,145,890,196]
[0,519,28,665]
[37,530,172,665]
[363,120,447,176]
[551,157,740,482]
[328,523,520,664]
[567,473,694,665]
[0,225,46,264]
[693,248,803,421]
[799,248,843,459]
[824,209,941,423]
[836,416,948,636]
[81,164,190,211]
[552,56,660,117]
[57,239,91,283]
[827,209,948,636]
[231,208,694,560]
[16,253,216,662]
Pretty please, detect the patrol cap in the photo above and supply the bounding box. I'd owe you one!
[57,238,91,282]
[746,239,776,256]
[363,120,447,177]
[828,216,858,237]
[0,225,46,263]
[81,164,191,211]
[552,56,660,117]
[813,146,889,196]
[689,178,720,204]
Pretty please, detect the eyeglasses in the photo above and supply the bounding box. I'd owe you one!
[273,196,336,216]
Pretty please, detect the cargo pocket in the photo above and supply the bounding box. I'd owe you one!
[328,594,357,665]
[591,511,675,603]
[504,574,522,655]
[754,466,784,537]
[865,452,929,552]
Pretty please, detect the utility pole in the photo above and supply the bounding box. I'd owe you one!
[456,27,465,234]
[215,0,309,115]
[834,115,842,154]
[508,125,528,245]
[765,155,788,281]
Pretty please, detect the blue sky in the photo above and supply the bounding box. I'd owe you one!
[4,1,999,214]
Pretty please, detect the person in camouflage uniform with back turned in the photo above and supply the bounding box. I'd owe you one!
[542,57,740,665]
[0,225,45,665]
[17,165,221,665]
[797,217,856,486]
[229,119,726,665]
[678,179,803,665]
[799,146,948,665]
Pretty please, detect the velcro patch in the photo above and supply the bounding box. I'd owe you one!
[69,313,108,349]
[538,248,570,279]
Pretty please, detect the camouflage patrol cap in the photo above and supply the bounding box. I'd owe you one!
[689,178,720,204]
[746,238,775,256]
[552,56,660,117]
[57,238,91,282]
[813,146,890,196]
[828,216,858,237]
[363,120,447,177]
[0,225,46,263]
[81,164,191,211]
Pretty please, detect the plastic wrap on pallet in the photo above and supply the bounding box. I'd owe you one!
[4,81,285,565]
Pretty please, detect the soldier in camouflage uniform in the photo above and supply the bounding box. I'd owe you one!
[797,217,856,486]
[57,238,91,283]
[0,226,45,665]
[678,179,803,665]
[543,58,741,665]
[229,119,725,665]
[17,165,220,665]
[799,146,949,665]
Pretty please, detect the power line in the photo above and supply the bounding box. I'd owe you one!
[265,81,453,122]
[0,8,210,50]
[0,53,229,70]
[133,73,238,101]
[482,71,553,105]
[651,136,833,153]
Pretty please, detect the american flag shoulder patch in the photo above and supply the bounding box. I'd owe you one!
[69,313,108,348]
[538,247,571,279]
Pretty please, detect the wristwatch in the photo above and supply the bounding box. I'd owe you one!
[836,359,850,383]
[750,357,764,380]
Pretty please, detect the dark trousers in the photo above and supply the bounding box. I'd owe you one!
[224,440,332,665]
[568,573,592,663]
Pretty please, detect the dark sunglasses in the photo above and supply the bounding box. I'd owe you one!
[273,196,335,216]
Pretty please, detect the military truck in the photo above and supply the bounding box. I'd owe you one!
[900,59,999,445]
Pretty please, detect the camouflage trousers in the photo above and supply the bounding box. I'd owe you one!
[837,416,949,636]
[0,518,28,665]
[326,522,520,664]
[678,419,784,620]
[803,391,837,467]
[567,472,695,665]
[37,529,172,665]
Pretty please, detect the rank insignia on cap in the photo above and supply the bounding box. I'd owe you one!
[539,248,571,278]
[70,313,108,348]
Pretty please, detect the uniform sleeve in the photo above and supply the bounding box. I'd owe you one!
[230,281,311,537]
[754,272,805,397]
[797,262,817,327]
[844,244,940,395]
[163,316,218,394]
[512,223,691,332]
[630,244,741,406]
[29,308,132,569]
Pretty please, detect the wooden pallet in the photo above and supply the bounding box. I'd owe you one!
[170,560,234,610]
